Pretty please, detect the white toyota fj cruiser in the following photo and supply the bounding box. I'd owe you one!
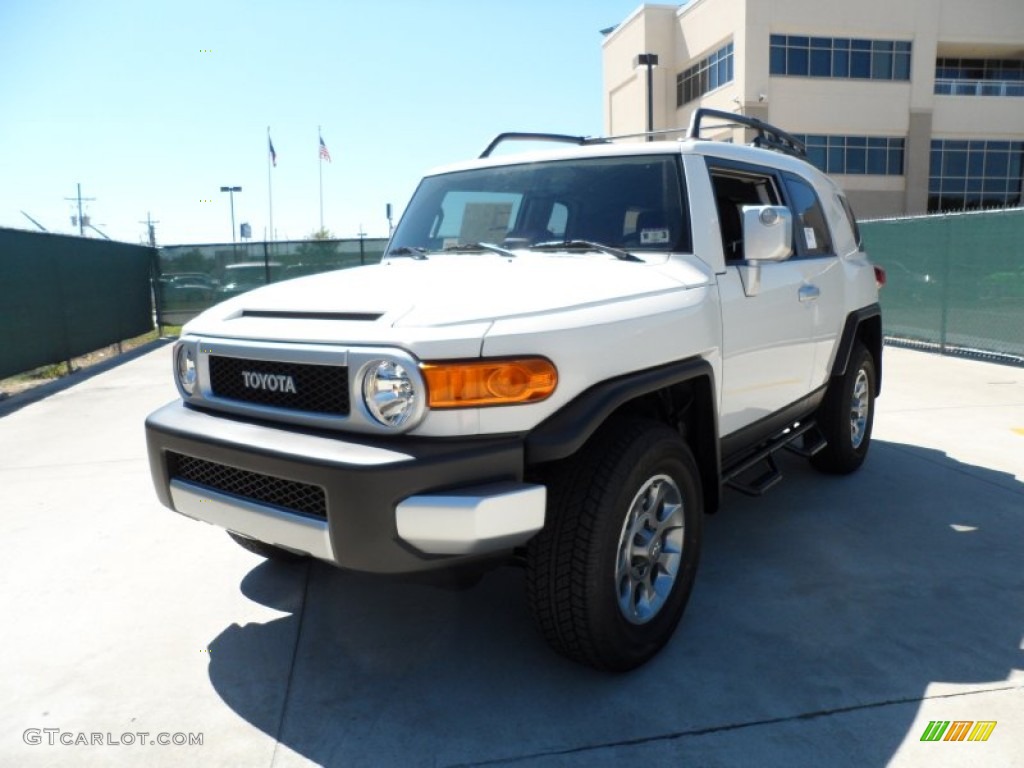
[146,110,883,671]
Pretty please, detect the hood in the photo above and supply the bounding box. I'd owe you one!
[183,251,711,346]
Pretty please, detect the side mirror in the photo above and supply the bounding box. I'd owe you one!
[735,206,792,298]
[742,205,792,263]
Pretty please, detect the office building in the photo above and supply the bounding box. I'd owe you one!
[602,0,1024,217]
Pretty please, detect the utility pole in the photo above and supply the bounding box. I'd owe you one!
[64,183,96,236]
[358,224,366,265]
[138,212,160,247]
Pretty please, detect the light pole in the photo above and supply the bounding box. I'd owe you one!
[634,53,659,141]
[220,186,242,243]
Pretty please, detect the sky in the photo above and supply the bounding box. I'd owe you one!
[0,0,645,246]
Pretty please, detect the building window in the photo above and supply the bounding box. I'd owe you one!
[935,57,1024,97]
[770,35,911,81]
[676,42,734,107]
[794,135,905,175]
[929,140,1024,212]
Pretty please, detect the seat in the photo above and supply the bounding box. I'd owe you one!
[717,197,744,260]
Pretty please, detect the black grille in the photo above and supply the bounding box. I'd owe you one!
[208,356,349,415]
[170,453,327,519]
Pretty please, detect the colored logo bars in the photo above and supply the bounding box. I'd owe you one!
[920,720,997,742]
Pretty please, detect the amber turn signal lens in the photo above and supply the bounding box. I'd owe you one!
[422,358,557,408]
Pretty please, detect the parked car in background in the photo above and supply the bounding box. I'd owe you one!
[158,273,220,305]
[218,262,284,299]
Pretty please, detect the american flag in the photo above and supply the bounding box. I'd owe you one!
[268,135,277,167]
[319,134,331,162]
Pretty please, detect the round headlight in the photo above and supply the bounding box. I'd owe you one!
[175,343,197,396]
[362,360,417,428]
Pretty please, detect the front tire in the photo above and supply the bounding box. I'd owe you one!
[526,419,703,672]
[811,341,876,474]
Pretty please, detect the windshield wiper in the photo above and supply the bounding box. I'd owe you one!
[530,240,642,262]
[443,242,517,258]
[387,246,429,260]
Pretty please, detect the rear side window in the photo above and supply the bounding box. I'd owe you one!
[782,173,833,256]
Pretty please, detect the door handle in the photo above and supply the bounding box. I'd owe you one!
[798,284,820,302]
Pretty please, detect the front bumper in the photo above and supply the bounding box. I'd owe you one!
[145,401,545,573]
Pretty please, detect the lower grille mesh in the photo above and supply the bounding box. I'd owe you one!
[170,453,326,519]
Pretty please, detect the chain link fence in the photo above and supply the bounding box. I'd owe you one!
[862,208,1024,365]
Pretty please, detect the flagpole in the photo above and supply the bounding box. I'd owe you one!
[318,125,324,233]
[267,126,274,243]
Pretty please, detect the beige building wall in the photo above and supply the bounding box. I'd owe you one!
[602,0,1024,218]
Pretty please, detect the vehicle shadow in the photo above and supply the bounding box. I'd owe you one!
[206,439,1023,767]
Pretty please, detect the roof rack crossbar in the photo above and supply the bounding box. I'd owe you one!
[602,126,693,142]
[478,132,606,158]
[686,108,807,158]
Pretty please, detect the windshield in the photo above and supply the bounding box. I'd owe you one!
[389,154,690,255]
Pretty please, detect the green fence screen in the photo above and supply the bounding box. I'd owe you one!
[862,209,1024,363]
[0,228,155,380]
[5,213,1019,381]
[157,237,388,325]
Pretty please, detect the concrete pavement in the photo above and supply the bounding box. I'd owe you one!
[1,345,1021,767]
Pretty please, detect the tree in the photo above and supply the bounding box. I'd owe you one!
[296,228,339,264]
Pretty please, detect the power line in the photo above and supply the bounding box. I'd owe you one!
[20,211,48,232]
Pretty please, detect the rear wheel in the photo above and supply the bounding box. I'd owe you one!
[526,419,703,672]
[227,532,307,563]
[811,341,876,474]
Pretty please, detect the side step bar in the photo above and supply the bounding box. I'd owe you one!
[722,421,825,496]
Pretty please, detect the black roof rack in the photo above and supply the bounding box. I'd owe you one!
[479,112,807,160]
[478,132,607,158]
[685,108,807,158]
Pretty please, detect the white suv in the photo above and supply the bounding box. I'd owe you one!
[146,110,883,671]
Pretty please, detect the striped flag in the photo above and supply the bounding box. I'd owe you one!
[319,134,331,162]
[268,134,277,167]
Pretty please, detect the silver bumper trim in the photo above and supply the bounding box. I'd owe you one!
[149,400,413,467]
[170,479,335,561]
[395,482,546,556]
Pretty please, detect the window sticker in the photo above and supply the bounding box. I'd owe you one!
[804,227,818,250]
[460,202,513,244]
[640,228,671,245]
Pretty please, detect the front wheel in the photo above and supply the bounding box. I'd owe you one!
[811,341,876,474]
[526,419,703,672]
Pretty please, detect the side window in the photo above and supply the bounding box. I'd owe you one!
[709,167,781,261]
[782,174,834,256]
